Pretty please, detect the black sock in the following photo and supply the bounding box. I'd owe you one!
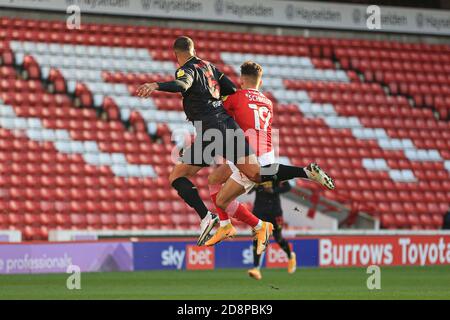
[261,164,307,183]
[278,239,292,259]
[171,177,208,220]
[253,239,260,268]
[274,226,291,259]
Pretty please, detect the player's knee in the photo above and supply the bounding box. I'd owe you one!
[246,170,261,183]
[168,171,180,185]
[169,165,192,184]
[207,172,219,186]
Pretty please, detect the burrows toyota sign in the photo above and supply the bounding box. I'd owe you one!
[1,0,450,35]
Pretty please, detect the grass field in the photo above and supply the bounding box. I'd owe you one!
[0,266,449,299]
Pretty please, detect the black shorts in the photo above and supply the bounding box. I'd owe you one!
[180,113,254,167]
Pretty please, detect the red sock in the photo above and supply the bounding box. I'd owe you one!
[234,204,259,228]
[210,192,229,221]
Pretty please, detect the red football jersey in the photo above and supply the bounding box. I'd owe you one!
[223,89,273,157]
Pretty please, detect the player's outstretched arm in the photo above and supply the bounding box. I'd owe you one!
[136,79,191,97]
[136,82,159,97]
[136,68,194,97]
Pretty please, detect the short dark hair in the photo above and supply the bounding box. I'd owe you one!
[173,36,194,52]
[240,61,263,79]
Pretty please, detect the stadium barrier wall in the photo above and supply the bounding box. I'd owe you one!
[1,232,450,274]
[1,0,450,36]
[0,230,21,243]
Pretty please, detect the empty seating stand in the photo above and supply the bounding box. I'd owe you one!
[0,17,449,240]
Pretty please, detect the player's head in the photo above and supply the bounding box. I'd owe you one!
[173,36,195,64]
[240,61,263,90]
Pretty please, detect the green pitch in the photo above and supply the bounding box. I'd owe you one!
[0,266,449,300]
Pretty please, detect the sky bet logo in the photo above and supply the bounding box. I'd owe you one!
[161,246,185,270]
[161,245,214,270]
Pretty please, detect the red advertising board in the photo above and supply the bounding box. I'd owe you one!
[186,245,215,270]
[318,235,450,267]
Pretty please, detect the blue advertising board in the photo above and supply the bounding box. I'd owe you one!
[133,239,319,271]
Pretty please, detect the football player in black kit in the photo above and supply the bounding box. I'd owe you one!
[248,181,296,280]
[137,36,267,245]
[137,36,334,246]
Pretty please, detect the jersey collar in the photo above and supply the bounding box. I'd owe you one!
[182,56,196,66]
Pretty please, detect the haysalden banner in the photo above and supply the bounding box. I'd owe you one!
[1,0,450,36]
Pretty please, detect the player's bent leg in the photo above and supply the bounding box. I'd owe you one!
[169,163,218,246]
[234,154,261,183]
[215,177,247,211]
[208,163,232,186]
[216,177,273,254]
[169,163,208,219]
[260,163,335,190]
[208,163,233,222]
[206,178,246,246]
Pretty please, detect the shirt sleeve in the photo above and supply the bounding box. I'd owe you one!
[222,92,239,115]
[212,65,237,96]
[157,67,194,93]
[218,72,237,96]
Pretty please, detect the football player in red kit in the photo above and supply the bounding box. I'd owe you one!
[206,61,334,252]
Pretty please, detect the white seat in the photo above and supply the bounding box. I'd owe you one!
[41,129,56,141]
[99,153,112,165]
[54,141,71,153]
[36,42,48,54]
[111,153,126,165]
[27,129,43,141]
[147,122,157,135]
[401,139,414,150]
[295,91,310,102]
[13,118,28,129]
[374,129,387,139]
[48,43,63,55]
[14,53,24,65]
[140,165,156,178]
[126,165,141,177]
[70,141,85,153]
[9,41,23,52]
[444,161,450,172]
[84,141,98,153]
[27,118,42,129]
[111,165,127,177]
[428,150,442,161]
[0,117,15,129]
[83,153,100,165]
[55,129,70,141]
[389,170,403,182]
[0,105,15,117]
[401,170,416,182]
[120,109,131,122]
[375,159,388,170]
[362,158,375,170]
